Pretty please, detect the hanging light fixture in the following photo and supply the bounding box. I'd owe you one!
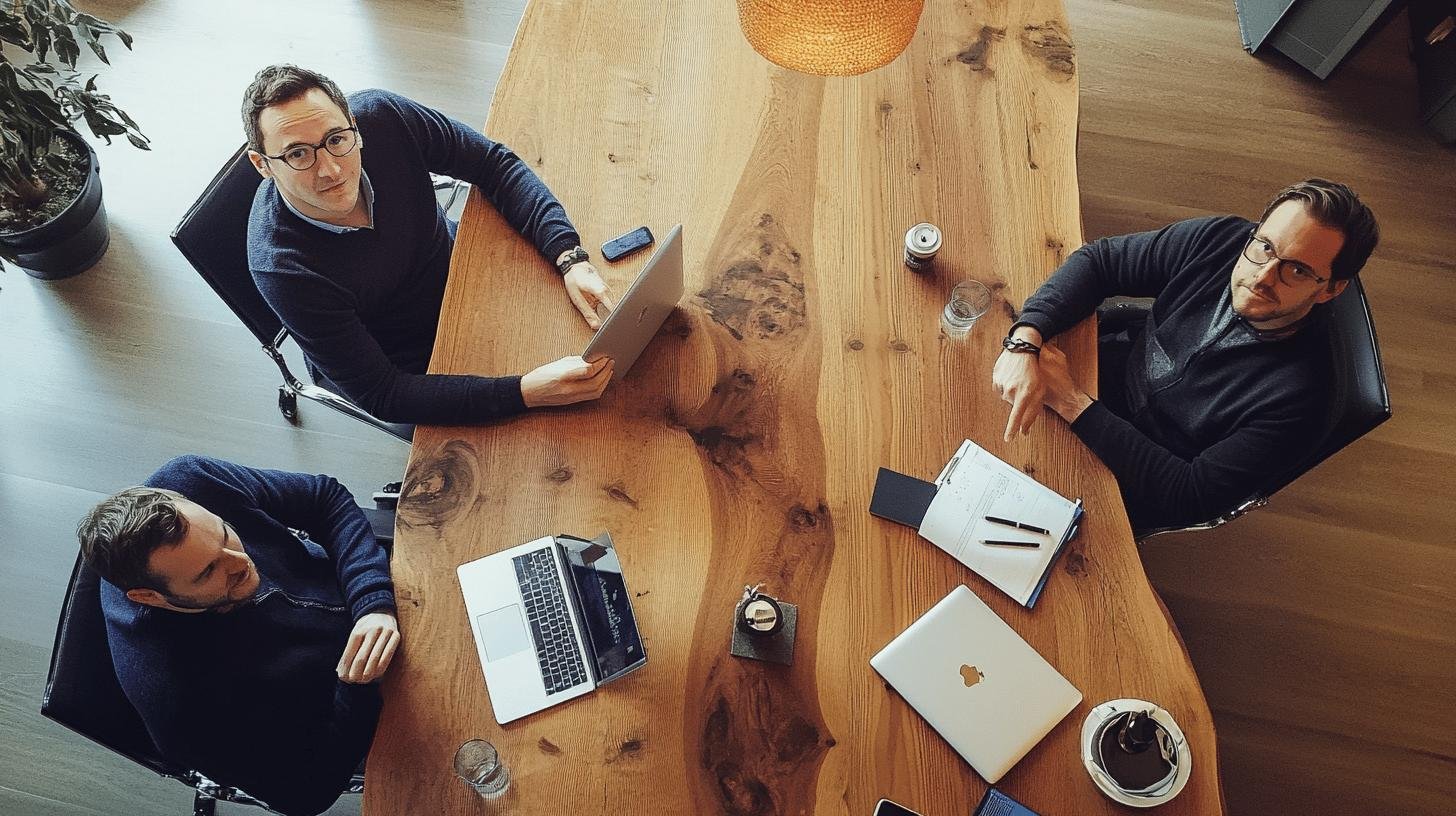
[736,0,926,76]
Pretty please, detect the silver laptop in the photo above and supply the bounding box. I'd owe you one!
[458,532,647,724]
[870,585,1081,783]
[583,224,684,379]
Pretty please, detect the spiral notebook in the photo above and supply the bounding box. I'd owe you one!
[871,441,1082,608]
[921,440,1082,607]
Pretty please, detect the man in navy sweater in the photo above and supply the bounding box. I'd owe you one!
[77,455,397,816]
[992,180,1379,532]
[244,64,615,425]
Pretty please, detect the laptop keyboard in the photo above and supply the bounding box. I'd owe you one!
[512,548,589,695]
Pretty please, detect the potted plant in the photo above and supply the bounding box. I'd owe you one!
[1,0,148,280]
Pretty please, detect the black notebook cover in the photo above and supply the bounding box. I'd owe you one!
[869,467,938,529]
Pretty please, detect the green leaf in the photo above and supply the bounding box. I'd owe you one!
[81,112,121,142]
[33,25,50,63]
[0,18,31,49]
[0,3,148,161]
[54,28,79,68]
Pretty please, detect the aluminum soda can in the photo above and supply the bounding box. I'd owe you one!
[904,222,942,270]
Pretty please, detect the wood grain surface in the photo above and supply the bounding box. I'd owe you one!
[365,1,1223,813]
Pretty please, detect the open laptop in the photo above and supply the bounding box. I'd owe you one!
[870,585,1081,783]
[583,224,684,380]
[458,532,647,724]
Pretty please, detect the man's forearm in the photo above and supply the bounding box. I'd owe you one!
[1052,391,1094,423]
[310,476,396,619]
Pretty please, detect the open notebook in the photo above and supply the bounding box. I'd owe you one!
[920,440,1083,607]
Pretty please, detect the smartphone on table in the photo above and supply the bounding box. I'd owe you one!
[874,799,922,816]
[601,226,654,262]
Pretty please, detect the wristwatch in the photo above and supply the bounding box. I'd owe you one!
[555,246,589,275]
[1001,335,1042,355]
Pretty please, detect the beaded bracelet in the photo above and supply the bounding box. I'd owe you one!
[1001,336,1042,355]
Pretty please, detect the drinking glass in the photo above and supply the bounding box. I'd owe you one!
[454,738,510,800]
[942,280,992,338]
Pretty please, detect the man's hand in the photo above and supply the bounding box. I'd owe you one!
[1037,342,1094,423]
[337,611,400,684]
[992,326,1047,442]
[521,355,614,407]
[561,262,616,329]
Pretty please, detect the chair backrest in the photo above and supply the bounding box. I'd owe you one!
[41,552,183,781]
[171,145,283,347]
[1264,276,1391,496]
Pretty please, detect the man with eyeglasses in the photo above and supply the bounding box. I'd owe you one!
[991,179,1379,532]
[244,64,615,426]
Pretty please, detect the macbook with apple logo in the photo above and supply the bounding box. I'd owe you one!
[870,585,1082,783]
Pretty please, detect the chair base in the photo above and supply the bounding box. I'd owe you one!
[1136,496,1269,542]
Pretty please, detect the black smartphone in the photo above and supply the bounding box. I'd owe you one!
[873,799,922,816]
[601,225,654,262]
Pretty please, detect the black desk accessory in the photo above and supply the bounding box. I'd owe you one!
[729,584,797,665]
[869,467,937,528]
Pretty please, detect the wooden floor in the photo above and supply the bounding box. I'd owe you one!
[0,1,1450,814]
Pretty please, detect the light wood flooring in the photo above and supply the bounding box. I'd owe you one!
[0,1,1450,814]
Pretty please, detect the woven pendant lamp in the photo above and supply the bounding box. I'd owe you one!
[736,0,926,76]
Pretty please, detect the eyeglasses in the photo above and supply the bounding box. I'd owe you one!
[261,127,359,171]
[1242,230,1329,287]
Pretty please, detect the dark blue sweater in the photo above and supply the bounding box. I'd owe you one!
[248,89,581,424]
[101,456,395,816]
[1017,216,1331,531]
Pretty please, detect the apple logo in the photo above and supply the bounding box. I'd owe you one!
[960,664,985,688]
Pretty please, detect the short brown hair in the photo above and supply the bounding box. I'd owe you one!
[241,64,351,152]
[77,487,189,591]
[1258,179,1379,281]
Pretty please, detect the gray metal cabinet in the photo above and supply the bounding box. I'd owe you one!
[1236,0,1400,78]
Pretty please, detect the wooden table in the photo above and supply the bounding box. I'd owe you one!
[365,1,1224,813]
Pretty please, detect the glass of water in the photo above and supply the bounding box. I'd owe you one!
[942,279,993,338]
[454,738,510,800]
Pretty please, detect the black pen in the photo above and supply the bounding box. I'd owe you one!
[981,539,1042,549]
[984,515,1050,535]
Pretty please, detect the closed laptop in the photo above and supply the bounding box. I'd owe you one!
[870,585,1081,783]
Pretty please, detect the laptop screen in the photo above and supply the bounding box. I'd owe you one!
[559,534,646,682]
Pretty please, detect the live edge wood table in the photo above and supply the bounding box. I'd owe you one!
[365,1,1224,814]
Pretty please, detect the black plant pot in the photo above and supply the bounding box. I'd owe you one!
[0,131,110,280]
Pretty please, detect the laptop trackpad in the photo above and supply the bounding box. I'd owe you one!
[479,605,531,663]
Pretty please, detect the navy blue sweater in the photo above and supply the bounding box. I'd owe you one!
[101,456,395,816]
[248,89,581,424]
[1017,216,1331,531]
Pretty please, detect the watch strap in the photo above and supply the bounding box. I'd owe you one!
[555,246,589,275]
[1002,336,1042,355]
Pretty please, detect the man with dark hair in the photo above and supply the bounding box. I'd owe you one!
[992,179,1379,532]
[242,64,616,425]
[77,455,398,816]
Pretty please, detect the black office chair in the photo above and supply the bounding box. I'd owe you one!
[1105,278,1392,539]
[170,145,418,444]
[40,504,394,815]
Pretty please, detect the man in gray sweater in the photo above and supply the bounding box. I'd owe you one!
[992,179,1378,531]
